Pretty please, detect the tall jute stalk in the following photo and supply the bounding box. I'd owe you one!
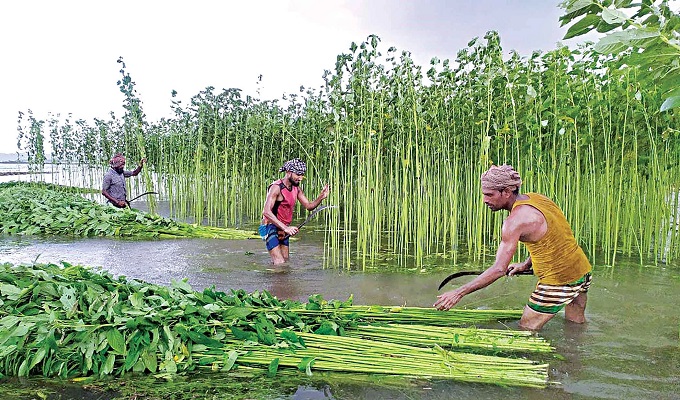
[17,34,679,268]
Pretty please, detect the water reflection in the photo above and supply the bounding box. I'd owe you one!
[292,385,334,400]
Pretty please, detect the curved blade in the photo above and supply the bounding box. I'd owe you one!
[283,205,338,239]
[297,205,337,230]
[128,191,158,203]
[437,271,483,290]
[437,268,534,291]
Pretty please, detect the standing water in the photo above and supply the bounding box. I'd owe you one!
[0,172,678,399]
[0,203,678,399]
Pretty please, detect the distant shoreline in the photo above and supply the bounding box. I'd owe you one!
[0,161,60,165]
[0,171,50,176]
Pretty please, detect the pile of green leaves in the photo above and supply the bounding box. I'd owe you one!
[0,262,552,387]
[0,182,257,239]
[0,261,320,379]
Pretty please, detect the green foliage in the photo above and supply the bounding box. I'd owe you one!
[0,262,552,387]
[15,27,680,268]
[0,182,257,239]
[16,110,46,171]
[560,0,680,111]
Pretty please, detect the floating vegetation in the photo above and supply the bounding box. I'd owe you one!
[0,182,257,239]
[0,262,552,388]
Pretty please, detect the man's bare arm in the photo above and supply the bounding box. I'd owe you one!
[298,184,330,210]
[434,210,528,310]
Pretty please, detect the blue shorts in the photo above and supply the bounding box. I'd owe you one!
[258,224,289,251]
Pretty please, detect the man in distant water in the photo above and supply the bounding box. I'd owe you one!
[260,158,330,264]
[434,164,592,330]
[101,153,146,208]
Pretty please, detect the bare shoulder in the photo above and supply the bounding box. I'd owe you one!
[507,204,547,240]
[511,204,544,220]
[267,183,281,197]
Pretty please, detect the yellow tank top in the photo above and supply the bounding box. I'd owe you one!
[512,193,592,285]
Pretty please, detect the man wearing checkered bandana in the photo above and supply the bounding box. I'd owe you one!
[260,158,330,264]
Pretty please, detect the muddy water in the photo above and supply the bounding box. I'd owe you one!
[1,203,679,399]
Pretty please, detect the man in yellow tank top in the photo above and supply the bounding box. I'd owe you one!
[434,164,592,330]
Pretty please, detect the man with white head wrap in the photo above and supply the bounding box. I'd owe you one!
[434,164,592,330]
[260,158,330,264]
[101,153,146,208]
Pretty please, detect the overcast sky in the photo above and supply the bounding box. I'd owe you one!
[1,0,597,154]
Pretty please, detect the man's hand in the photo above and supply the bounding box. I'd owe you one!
[507,261,530,276]
[319,184,330,200]
[117,199,127,208]
[140,158,147,166]
[433,289,465,311]
[283,226,299,237]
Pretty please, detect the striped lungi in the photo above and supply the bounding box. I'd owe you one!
[527,272,592,314]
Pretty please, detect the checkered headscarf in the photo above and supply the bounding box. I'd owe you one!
[110,153,126,168]
[279,158,306,175]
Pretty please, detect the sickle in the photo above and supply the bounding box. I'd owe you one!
[437,268,534,290]
[283,205,337,239]
[126,191,158,208]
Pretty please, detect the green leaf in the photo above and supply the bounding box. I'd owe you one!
[230,326,258,342]
[314,321,338,336]
[595,19,623,33]
[660,95,680,112]
[0,284,22,300]
[129,292,144,308]
[124,347,141,371]
[560,0,599,26]
[563,0,594,15]
[203,303,221,313]
[142,350,158,373]
[59,286,77,311]
[222,350,238,372]
[298,357,315,376]
[101,353,116,376]
[281,329,301,345]
[162,358,177,373]
[563,14,600,39]
[12,322,35,337]
[660,73,680,94]
[602,8,628,24]
[0,344,17,358]
[198,356,216,365]
[29,347,47,370]
[18,359,30,377]
[106,329,126,354]
[171,279,193,293]
[593,29,640,53]
[185,330,223,349]
[223,307,253,320]
[267,358,279,377]
[613,0,633,7]
[0,315,20,330]
[132,358,146,373]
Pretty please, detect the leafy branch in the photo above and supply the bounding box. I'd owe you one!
[560,0,680,111]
